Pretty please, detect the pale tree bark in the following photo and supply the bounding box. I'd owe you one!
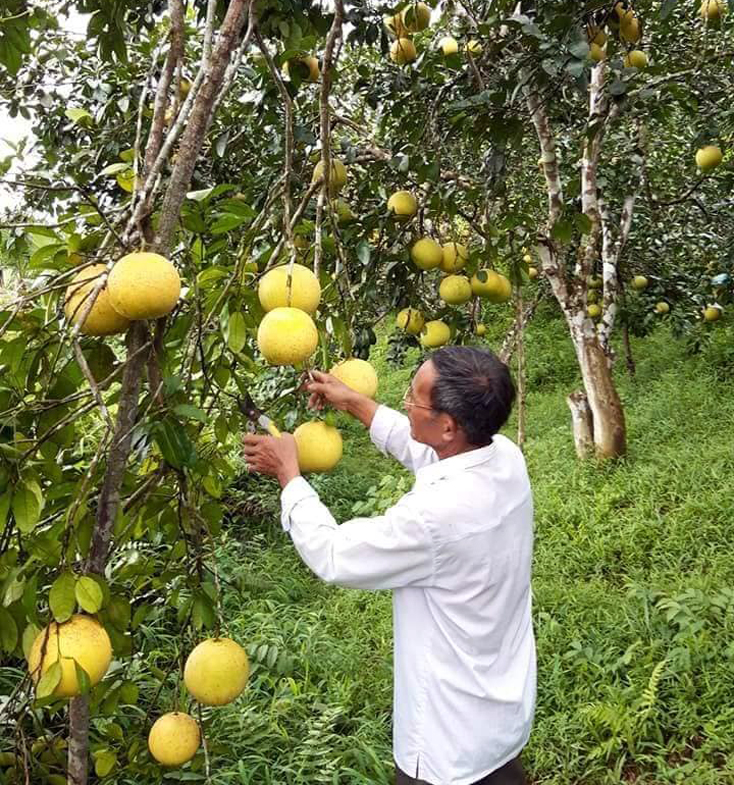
[66,3,254,783]
[523,64,627,459]
[514,286,527,450]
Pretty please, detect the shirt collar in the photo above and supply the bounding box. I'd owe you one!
[415,440,497,486]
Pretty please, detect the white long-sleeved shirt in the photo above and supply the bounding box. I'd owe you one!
[280,405,536,785]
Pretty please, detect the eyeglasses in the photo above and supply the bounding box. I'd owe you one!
[402,385,434,412]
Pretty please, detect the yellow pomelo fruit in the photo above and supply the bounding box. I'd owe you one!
[28,615,112,698]
[588,275,603,289]
[439,36,458,55]
[624,49,648,68]
[587,303,602,319]
[522,253,533,264]
[390,38,417,64]
[420,320,451,348]
[589,42,606,62]
[466,40,483,55]
[312,159,347,193]
[655,301,670,314]
[475,324,486,336]
[528,267,539,279]
[591,29,607,46]
[587,289,599,304]
[387,190,417,220]
[620,13,641,43]
[257,307,319,365]
[440,242,468,273]
[64,264,131,336]
[385,12,407,37]
[696,145,723,172]
[471,270,511,302]
[148,712,200,767]
[179,78,192,98]
[331,358,378,398]
[439,275,472,305]
[107,252,181,320]
[184,638,249,706]
[703,305,722,322]
[411,237,443,270]
[396,307,425,334]
[258,264,321,314]
[700,0,726,21]
[283,56,320,82]
[632,275,648,290]
[402,2,431,32]
[294,421,343,473]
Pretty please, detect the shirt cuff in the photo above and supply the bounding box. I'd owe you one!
[369,404,403,455]
[280,476,318,532]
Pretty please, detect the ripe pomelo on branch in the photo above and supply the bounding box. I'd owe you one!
[695,145,723,172]
[184,638,250,706]
[655,301,670,314]
[703,305,722,322]
[624,50,648,68]
[107,252,181,320]
[411,237,443,270]
[439,275,472,305]
[387,190,417,221]
[28,615,112,698]
[148,712,200,767]
[282,56,320,82]
[439,36,459,56]
[333,199,356,224]
[528,267,539,280]
[587,304,602,319]
[331,358,379,398]
[64,264,131,336]
[390,38,417,64]
[258,263,321,314]
[631,275,648,290]
[257,307,319,365]
[475,324,487,336]
[420,320,451,348]
[466,40,483,55]
[402,2,431,32]
[589,43,606,62]
[312,159,348,194]
[396,307,425,334]
[294,421,343,473]
[384,12,408,37]
[440,242,468,273]
[471,270,511,302]
[700,0,726,22]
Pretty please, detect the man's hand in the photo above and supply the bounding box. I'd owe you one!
[242,432,301,488]
[305,369,355,412]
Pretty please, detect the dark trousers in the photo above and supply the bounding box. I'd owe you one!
[395,756,526,785]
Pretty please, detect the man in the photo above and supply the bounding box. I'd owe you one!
[242,346,535,785]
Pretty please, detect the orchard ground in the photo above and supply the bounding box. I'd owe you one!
[190,309,734,785]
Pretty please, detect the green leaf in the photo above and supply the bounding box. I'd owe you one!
[75,577,103,614]
[74,660,91,695]
[550,220,574,244]
[660,0,679,20]
[609,80,627,96]
[22,623,41,661]
[152,420,197,470]
[12,484,42,533]
[36,660,62,699]
[0,493,9,528]
[173,404,208,423]
[119,680,139,704]
[49,572,77,623]
[569,40,589,59]
[574,214,593,234]
[94,749,117,778]
[227,312,247,354]
[203,474,222,499]
[0,607,18,653]
[65,108,93,127]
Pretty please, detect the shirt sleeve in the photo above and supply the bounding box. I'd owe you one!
[369,405,438,474]
[280,476,437,591]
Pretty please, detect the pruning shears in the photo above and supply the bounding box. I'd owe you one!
[237,391,281,438]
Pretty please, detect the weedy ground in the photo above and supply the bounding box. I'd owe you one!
[211,310,734,785]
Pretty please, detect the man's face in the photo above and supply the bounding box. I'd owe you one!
[403,360,445,445]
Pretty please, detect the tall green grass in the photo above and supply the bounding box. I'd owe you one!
[209,314,734,784]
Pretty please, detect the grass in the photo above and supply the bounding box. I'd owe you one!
[206,312,734,784]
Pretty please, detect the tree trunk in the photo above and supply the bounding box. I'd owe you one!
[566,390,594,459]
[573,333,626,458]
